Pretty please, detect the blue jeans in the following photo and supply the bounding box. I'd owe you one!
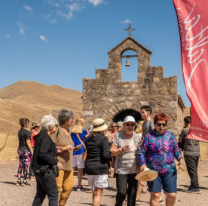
[147,171,177,193]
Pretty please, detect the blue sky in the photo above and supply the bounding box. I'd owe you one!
[0,0,190,106]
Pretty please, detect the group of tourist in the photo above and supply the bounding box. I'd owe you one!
[16,104,200,206]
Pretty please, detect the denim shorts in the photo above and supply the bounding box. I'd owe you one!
[147,171,177,193]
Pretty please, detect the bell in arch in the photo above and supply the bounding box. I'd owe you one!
[125,58,130,67]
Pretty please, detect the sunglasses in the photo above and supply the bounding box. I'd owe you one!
[156,123,167,127]
[112,126,117,127]
[126,123,135,127]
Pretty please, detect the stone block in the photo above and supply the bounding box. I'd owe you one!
[109,98,115,103]
[169,89,177,94]
[149,101,156,107]
[82,111,93,116]
[125,101,132,109]
[142,90,149,95]
[134,89,141,95]
[140,101,149,106]
[169,101,177,108]
[157,101,167,107]
[123,83,130,88]
[158,89,168,95]
[109,106,119,115]
[153,77,160,82]
[116,104,122,111]
[131,83,139,89]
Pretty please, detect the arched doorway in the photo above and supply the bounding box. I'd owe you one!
[113,109,142,123]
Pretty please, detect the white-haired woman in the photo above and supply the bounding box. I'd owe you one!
[71,118,88,191]
[85,118,111,206]
[110,116,140,206]
[32,114,63,206]
[116,121,123,132]
[51,109,82,206]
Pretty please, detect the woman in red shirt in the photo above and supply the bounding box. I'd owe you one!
[29,121,40,180]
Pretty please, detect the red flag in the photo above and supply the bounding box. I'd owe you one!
[173,0,208,142]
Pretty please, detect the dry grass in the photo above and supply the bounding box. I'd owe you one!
[0,81,82,161]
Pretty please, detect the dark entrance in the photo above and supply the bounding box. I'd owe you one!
[113,109,142,123]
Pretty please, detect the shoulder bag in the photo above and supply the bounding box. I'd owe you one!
[77,133,87,161]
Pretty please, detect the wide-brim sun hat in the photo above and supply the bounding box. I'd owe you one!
[135,168,158,182]
[92,118,108,132]
[123,116,136,124]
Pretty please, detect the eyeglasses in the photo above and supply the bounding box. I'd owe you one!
[112,126,117,127]
[156,123,167,127]
[126,123,135,127]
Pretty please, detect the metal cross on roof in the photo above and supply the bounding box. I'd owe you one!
[124,24,136,37]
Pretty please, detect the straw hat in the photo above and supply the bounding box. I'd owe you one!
[92,118,108,132]
[135,168,158,182]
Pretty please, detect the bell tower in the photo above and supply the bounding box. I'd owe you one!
[82,32,185,137]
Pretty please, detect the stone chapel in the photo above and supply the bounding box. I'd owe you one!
[82,36,186,136]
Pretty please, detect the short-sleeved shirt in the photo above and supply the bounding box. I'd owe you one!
[18,128,31,151]
[113,131,140,174]
[180,127,200,156]
[71,129,87,155]
[31,130,38,148]
[142,118,154,137]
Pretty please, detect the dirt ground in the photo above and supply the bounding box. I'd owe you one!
[0,161,208,206]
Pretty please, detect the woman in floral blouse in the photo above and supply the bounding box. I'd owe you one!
[139,113,182,206]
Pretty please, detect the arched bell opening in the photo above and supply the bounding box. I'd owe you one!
[113,109,142,123]
[121,50,138,82]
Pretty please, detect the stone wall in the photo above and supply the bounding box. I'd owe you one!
[82,37,184,136]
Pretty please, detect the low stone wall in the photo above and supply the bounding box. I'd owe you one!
[200,142,208,161]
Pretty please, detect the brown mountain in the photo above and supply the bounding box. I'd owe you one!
[0,81,82,161]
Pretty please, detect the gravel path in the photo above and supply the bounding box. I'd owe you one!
[0,161,208,206]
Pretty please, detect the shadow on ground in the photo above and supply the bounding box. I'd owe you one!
[1,181,16,185]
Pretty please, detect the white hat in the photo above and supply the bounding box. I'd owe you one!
[92,118,108,132]
[135,168,158,182]
[123,116,136,124]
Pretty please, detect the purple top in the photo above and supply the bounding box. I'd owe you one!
[138,130,182,174]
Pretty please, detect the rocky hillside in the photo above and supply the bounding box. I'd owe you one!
[0,81,82,161]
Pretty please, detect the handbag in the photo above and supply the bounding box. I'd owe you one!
[76,133,87,161]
